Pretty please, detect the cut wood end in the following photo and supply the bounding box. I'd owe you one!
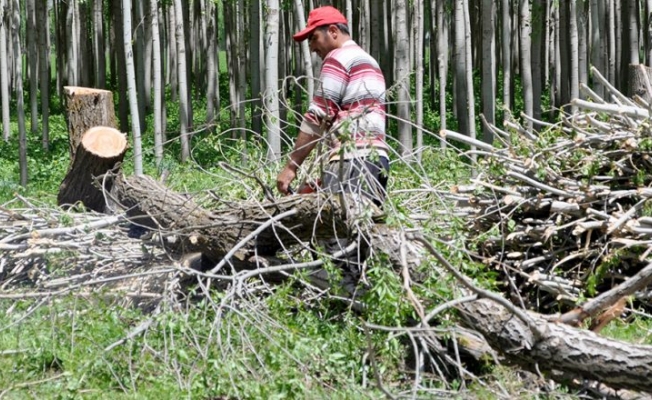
[81,126,127,157]
[63,86,113,96]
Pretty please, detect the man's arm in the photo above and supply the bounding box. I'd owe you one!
[276,130,321,195]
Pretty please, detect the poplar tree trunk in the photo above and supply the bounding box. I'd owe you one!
[66,0,78,86]
[501,0,512,112]
[151,0,164,167]
[26,0,38,135]
[647,0,652,65]
[531,0,545,124]
[0,0,10,141]
[249,0,262,136]
[462,0,476,150]
[37,0,50,150]
[519,0,533,129]
[293,0,314,100]
[590,0,605,97]
[608,0,617,85]
[206,4,220,125]
[622,0,640,95]
[629,64,652,103]
[112,0,129,132]
[264,0,281,161]
[11,0,26,185]
[173,0,190,162]
[453,0,469,135]
[93,0,106,88]
[437,0,448,148]
[414,0,424,160]
[123,0,143,176]
[481,0,496,144]
[394,0,412,156]
[569,0,579,109]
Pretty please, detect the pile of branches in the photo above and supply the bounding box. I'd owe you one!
[449,67,652,317]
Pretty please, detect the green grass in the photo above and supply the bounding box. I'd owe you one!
[0,290,396,399]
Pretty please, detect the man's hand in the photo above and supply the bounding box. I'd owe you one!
[276,165,297,195]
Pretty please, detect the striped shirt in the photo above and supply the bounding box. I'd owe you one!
[299,40,388,160]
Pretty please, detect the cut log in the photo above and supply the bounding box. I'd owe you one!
[111,174,424,273]
[113,174,350,266]
[57,126,127,213]
[459,298,652,393]
[63,86,118,163]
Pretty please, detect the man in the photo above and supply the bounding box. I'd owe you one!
[276,6,390,292]
[276,6,390,207]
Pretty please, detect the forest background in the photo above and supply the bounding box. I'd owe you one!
[0,0,651,398]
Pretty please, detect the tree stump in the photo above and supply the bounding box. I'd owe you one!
[628,64,652,103]
[57,126,127,213]
[63,86,117,163]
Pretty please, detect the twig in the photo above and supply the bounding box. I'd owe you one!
[408,233,541,337]
[208,209,298,274]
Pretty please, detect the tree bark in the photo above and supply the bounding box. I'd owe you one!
[459,298,652,393]
[395,0,412,156]
[0,0,10,141]
[11,0,26,185]
[57,126,127,212]
[264,0,281,161]
[113,174,351,266]
[173,0,190,162]
[629,64,652,103]
[481,0,496,144]
[63,86,118,163]
[36,0,50,150]
[122,0,143,176]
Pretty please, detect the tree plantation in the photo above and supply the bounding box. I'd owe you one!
[3,0,652,398]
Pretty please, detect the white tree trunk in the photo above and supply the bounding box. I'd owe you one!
[569,0,579,110]
[463,0,476,157]
[292,0,314,99]
[590,0,605,97]
[453,0,469,135]
[481,0,496,143]
[519,0,533,128]
[608,0,616,85]
[264,0,281,161]
[501,0,511,111]
[37,0,49,149]
[395,0,412,156]
[10,0,26,185]
[123,0,143,175]
[93,0,106,88]
[0,0,11,141]
[249,0,262,135]
[436,0,448,148]
[151,0,164,167]
[173,0,190,162]
[26,0,38,135]
[66,0,78,86]
[415,0,424,160]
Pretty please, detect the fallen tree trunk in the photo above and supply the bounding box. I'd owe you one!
[458,298,652,393]
[57,126,127,212]
[112,174,349,264]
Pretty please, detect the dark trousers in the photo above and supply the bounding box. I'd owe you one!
[321,156,390,207]
[314,156,390,288]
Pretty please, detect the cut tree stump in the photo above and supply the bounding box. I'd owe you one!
[57,126,127,212]
[63,86,118,163]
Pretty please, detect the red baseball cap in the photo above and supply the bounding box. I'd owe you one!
[293,6,348,42]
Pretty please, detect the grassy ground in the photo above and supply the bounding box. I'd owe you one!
[4,98,648,398]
